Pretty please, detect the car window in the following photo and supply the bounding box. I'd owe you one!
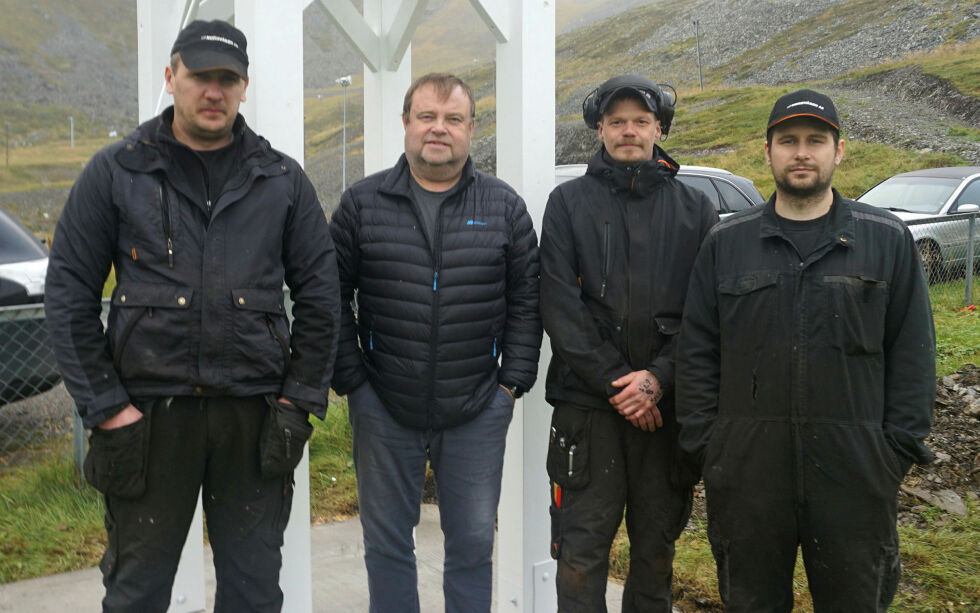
[953,179,980,212]
[677,175,721,211]
[858,177,959,214]
[0,210,47,265]
[715,180,753,212]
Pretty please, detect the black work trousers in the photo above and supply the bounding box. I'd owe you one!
[549,405,693,613]
[706,481,901,612]
[97,395,293,613]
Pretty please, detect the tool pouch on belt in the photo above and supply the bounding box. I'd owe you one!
[83,402,152,499]
[546,405,592,490]
[259,395,314,479]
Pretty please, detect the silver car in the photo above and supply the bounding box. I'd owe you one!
[555,164,765,218]
[857,167,980,282]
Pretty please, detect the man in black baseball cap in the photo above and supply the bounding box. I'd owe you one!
[47,17,340,612]
[677,88,935,611]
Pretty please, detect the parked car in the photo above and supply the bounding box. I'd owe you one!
[0,207,61,404]
[857,167,980,282]
[555,164,765,217]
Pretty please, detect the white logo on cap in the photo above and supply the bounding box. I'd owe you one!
[200,35,239,49]
[787,100,824,111]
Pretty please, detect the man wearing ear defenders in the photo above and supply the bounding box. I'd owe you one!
[539,75,719,611]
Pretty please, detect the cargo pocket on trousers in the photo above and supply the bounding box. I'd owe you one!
[708,528,731,603]
[546,406,592,490]
[549,483,563,559]
[876,543,901,609]
[83,405,151,499]
[259,395,314,479]
[265,474,296,549]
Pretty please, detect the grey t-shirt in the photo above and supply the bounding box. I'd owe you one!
[409,174,451,247]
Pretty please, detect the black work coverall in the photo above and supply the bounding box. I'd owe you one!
[540,146,718,612]
[676,192,935,612]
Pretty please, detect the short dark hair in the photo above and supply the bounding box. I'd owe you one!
[402,73,475,121]
[766,116,840,147]
[170,52,181,73]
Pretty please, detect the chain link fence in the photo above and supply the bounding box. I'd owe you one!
[907,211,978,304]
[0,304,73,470]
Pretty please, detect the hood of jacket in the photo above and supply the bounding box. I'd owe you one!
[585,145,680,198]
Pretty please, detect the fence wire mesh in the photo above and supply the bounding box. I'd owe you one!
[0,304,73,470]
[907,212,977,304]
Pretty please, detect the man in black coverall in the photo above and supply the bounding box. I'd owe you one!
[676,90,935,612]
[540,75,719,612]
[45,20,339,612]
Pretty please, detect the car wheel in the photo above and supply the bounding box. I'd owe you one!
[917,240,942,284]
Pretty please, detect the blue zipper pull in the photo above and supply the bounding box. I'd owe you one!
[492,337,497,357]
[433,271,439,291]
[369,330,374,350]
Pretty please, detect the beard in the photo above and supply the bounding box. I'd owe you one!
[774,168,834,200]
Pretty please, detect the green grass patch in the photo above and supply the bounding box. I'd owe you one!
[930,275,980,375]
[0,442,105,583]
[308,395,359,523]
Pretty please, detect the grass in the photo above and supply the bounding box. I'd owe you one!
[930,275,980,374]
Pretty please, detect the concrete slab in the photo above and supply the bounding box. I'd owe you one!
[0,504,625,612]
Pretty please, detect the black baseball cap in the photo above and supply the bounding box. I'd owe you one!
[170,20,249,79]
[767,89,839,133]
[597,75,659,116]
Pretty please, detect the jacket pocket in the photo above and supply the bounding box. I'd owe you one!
[232,288,290,380]
[83,402,152,499]
[821,274,888,355]
[546,405,592,490]
[717,270,779,350]
[109,282,194,381]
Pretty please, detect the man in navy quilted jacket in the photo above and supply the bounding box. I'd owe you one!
[329,72,542,613]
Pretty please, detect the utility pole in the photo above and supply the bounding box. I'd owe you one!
[693,19,703,91]
[69,116,75,148]
[335,75,352,193]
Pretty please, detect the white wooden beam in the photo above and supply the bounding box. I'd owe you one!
[467,0,510,43]
[384,0,428,70]
[195,0,234,21]
[315,0,383,72]
[495,0,556,610]
[362,0,413,174]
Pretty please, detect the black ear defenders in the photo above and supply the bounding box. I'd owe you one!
[582,75,677,137]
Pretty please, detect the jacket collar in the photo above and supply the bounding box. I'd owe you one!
[760,187,856,249]
[114,106,278,174]
[378,153,477,199]
[585,145,679,197]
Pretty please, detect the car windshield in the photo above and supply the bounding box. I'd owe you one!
[0,210,47,264]
[858,176,960,214]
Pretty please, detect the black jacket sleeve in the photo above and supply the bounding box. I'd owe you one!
[280,168,340,419]
[45,151,131,428]
[328,188,369,395]
[882,225,936,465]
[539,189,632,398]
[675,230,721,465]
[497,195,542,393]
[646,193,719,395]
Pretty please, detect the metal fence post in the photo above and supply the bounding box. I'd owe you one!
[967,212,976,306]
[73,406,86,476]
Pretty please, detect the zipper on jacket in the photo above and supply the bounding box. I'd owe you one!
[792,260,808,503]
[600,222,610,298]
[159,184,175,268]
[433,271,439,291]
[492,337,498,357]
[369,329,374,350]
